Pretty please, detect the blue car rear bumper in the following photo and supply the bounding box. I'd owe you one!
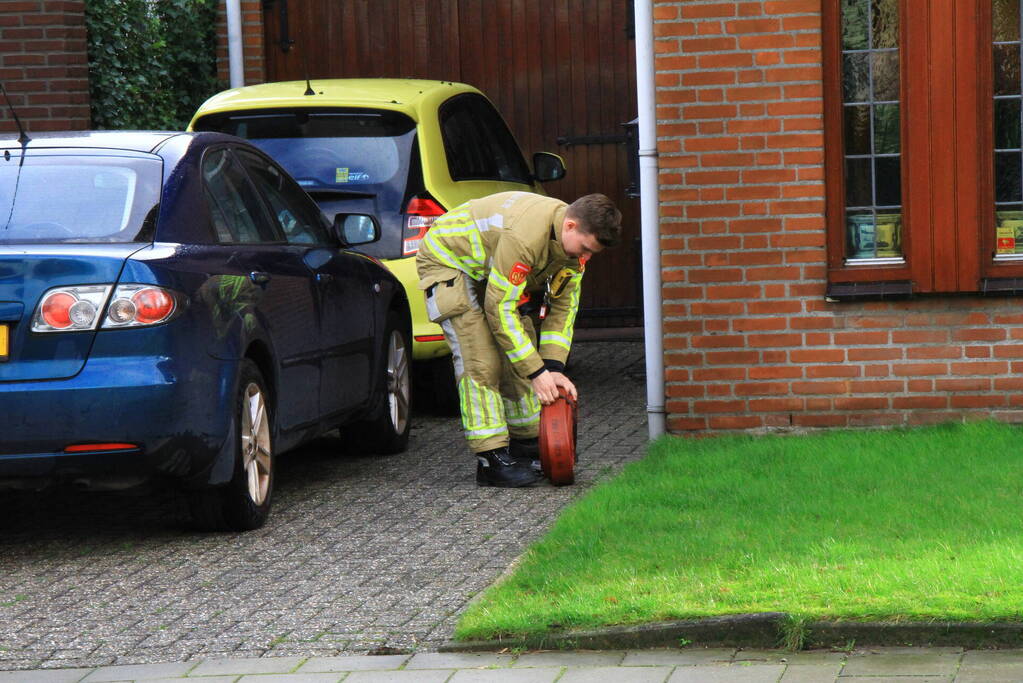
[0,352,238,490]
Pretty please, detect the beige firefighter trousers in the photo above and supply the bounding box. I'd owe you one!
[424,270,543,454]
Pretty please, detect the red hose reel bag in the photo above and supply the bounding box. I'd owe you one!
[539,387,578,486]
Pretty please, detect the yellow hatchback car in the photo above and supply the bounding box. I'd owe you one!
[189,79,565,401]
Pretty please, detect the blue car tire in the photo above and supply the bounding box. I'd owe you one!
[349,311,412,455]
[190,359,275,531]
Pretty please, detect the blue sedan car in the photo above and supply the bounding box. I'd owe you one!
[0,131,412,531]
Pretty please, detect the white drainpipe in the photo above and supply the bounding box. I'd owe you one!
[633,0,666,439]
[226,0,245,88]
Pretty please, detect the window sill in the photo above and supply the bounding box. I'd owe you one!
[981,278,1023,295]
[825,280,913,302]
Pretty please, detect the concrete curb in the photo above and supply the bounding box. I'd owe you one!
[441,613,788,651]
[441,614,1023,652]
[803,620,1023,649]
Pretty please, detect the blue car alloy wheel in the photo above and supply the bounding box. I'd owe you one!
[188,360,274,531]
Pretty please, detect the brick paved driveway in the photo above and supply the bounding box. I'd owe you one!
[0,340,647,671]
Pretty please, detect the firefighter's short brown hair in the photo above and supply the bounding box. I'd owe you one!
[567,194,622,248]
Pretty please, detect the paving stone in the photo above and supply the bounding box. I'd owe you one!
[512,652,625,668]
[621,649,735,667]
[188,656,303,676]
[959,649,1023,666]
[840,678,951,683]
[780,663,843,682]
[405,652,515,669]
[0,670,94,683]
[237,674,343,683]
[448,668,560,683]
[840,648,961,677]
[733,649,790,663]
[344,672,454,683]
[780,651,847,666]
[849,646,962,657]
[558,666,673,683]
[145,678,237,683]
[81,662,196,681]
[955,650,1023,683]
[668,664,787,683]
[297,655,411,672]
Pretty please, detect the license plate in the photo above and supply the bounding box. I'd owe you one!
[0,324,7,361]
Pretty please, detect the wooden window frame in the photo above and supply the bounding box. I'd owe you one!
[823,0,1022,295]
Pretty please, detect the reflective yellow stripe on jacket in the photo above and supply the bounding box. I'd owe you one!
[421,208,488,280]
[488,267,535,364]
[538,269,583,355]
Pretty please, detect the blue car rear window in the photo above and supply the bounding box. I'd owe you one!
[0,154,162,244]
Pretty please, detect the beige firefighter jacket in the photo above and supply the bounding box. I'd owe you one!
[417,191,586,379]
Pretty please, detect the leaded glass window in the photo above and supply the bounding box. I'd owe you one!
[840,0,902,263]
[994,0,1023,258]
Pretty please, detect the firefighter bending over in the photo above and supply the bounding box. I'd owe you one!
[416,191,622,487]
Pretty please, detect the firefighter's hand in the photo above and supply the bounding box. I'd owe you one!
[549,371,578,401]
[532,370,577,405]
[531,371,560,405]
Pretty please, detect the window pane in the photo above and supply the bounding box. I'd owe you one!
[996,205,1023,255]
[844,105,871,155]
[846,211,903,259]
[441,100,498,180]
[871,0,899,49]
[845,157,873,207]
[467,98,533,183]
[875,156,902,207]
[996,152,1023,203]
[846,210,875,258]
[995,99,1022,150]
[994,44,1022,97]
[872,51,900,101]
[874,211,902,257]
[994,8,1023,257]
[843,52,871,102]
[841,0,868,50]
[994,0,1021,42]
[874,103,900,154]
[202,150,276,244]
[236,150,331,245]
[841,0,901,261]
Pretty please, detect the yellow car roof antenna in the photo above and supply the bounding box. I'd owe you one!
[302,50,316,96]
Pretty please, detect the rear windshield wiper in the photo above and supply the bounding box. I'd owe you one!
[304,189,376,199]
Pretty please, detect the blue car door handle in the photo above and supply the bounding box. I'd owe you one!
[249,271,271,285]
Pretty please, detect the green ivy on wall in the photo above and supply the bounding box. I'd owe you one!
[85,0,222,130]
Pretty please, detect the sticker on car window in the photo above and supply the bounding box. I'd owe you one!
[335,167,370,184]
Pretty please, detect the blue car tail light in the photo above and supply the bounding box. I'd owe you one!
[102,285,177,328]
[32,285,111,332]
[31,284,180,333]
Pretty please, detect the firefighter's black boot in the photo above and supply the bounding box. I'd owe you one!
[510,437,542,474]
[476,446,541,487]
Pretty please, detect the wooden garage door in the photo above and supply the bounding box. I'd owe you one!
[261,0,640,327]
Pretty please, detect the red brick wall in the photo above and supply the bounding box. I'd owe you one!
[215,0,264,86]
[0,0,90,132]
[654,0,1023,433]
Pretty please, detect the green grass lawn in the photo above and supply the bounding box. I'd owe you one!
[456,421,1023,641]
